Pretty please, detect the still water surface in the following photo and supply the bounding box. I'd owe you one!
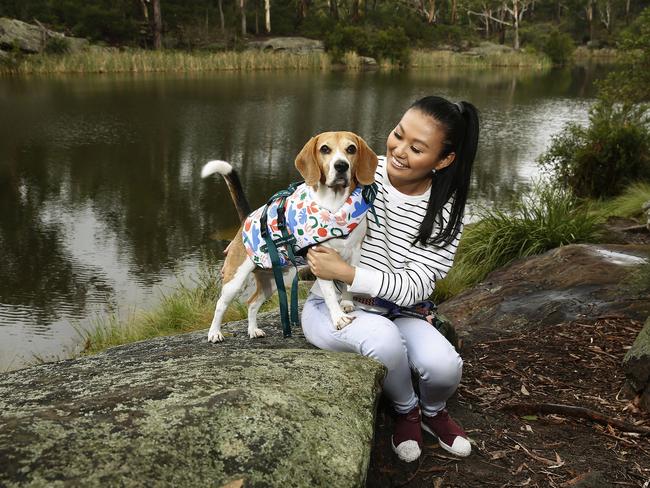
[0,66,607,370]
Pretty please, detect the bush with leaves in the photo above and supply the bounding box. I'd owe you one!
[599,6,650,105]
[325,24,409,66]
[44,36,70,55]
[538,102,650,198]
[543,30,574,65]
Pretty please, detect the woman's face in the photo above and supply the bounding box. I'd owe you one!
[386,108,455,195]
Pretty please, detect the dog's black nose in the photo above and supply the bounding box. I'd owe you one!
[334,160,349,173]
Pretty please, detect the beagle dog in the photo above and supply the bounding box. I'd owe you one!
[201,131,378,342]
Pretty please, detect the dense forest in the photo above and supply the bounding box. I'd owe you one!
[1,0,648,54]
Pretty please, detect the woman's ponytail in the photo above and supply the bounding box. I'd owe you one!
[410,97,480,247]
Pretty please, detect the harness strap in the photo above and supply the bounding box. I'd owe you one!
[259,181,304,338]
[257,180,380,338]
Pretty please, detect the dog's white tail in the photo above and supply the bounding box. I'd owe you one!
[200,159,251,222]
[201,160,233,179]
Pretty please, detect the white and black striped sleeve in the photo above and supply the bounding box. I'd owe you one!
[349,223,462,307]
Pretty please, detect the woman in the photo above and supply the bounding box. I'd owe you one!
[303,95,479,463]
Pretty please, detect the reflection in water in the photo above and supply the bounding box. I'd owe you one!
[0,66,607,370]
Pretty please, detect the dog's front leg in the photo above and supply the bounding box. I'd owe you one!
[339,284,355,314]
[318,278,355,330]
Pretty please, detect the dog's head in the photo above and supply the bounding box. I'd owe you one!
[295,132,378,190]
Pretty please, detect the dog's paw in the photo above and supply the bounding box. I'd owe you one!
[248,328,266,339]
[340,300,355,313]
[207,327,224,343]
[335,313,356,330]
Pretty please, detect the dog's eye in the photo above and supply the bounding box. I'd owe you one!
[320,145,331,154]
[346,145,357,155]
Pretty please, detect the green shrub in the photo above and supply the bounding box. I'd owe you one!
[543,30,574,65]
[325,25,410,66]
[44,36,70,55]
[520,24,574,65]
[539,101,650,198]
[433,184,601,302]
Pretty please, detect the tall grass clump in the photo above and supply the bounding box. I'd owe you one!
[1,49,331,75]
[432,184,601,302]
[81,258,311,354]
[410,49,550,69]
[592,182,650,219]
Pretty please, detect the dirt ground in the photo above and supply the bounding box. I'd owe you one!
[366,316,650,488]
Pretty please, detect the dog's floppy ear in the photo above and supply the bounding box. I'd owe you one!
[354,135,378,186]
[295,136,322,187]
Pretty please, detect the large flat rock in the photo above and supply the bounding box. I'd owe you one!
[0,312,385,487]
[440,244,650,342]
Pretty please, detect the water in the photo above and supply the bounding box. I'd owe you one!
[0,65,608,370]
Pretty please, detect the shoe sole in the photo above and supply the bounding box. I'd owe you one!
[421,421,471,458]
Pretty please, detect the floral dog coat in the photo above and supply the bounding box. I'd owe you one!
[242,183,373,269]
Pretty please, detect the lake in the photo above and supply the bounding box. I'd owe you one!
[0,65,608,371]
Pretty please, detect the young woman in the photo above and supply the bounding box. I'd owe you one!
[303,96,479,463]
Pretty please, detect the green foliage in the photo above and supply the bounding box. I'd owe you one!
[543,30,574,65]
[325,24,409,66]
[539,102,650,198]
[520,24,574,65]
[599,6,650,104]
[433,184,601,302]
[44,36,70,55]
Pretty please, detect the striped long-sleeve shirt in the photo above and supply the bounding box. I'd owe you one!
[348,155,462,307]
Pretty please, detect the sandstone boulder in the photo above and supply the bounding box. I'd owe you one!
[0,312,385,488]
[0,17,88,54]
[247,37,324,54]
[440,244,650,342]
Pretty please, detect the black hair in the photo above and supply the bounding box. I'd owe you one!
[408,96,479,247]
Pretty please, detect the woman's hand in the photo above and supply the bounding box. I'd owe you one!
[306,246,355,284]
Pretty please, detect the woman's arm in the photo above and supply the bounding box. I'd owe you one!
[306,246,356,284]
[307,226,462,307]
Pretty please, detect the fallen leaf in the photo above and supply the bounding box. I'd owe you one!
[521,384,530,396]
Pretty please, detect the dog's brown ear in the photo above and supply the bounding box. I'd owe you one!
[354,135,378,186]
[295,136,321,187]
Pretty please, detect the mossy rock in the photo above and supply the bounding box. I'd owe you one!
[623,317,650,410]
[0,313,385,487]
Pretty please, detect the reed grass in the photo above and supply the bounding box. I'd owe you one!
[2,49,331,75]
[410,48,551,69]
[432,184,602,302]
[1,46,555,75]
[80,260,311,354]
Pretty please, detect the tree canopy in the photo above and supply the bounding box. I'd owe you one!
[0,0,648,52]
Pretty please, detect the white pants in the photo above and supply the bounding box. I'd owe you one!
[301,294,463,415]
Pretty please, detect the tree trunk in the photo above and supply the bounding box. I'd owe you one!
[586,0,594,41]
[351,0,361,20]
[329,0,339,20]
[428,0,436,23]
[450,0,457,23]
[255,0,259,35]
[265,0,271,32]
[152,0,162,50]
[218,0,225,33]
[139,0,149,21]
[240,0,246,37]
[513,0,520,50]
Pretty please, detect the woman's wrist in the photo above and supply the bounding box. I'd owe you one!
[339,263,356,285]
